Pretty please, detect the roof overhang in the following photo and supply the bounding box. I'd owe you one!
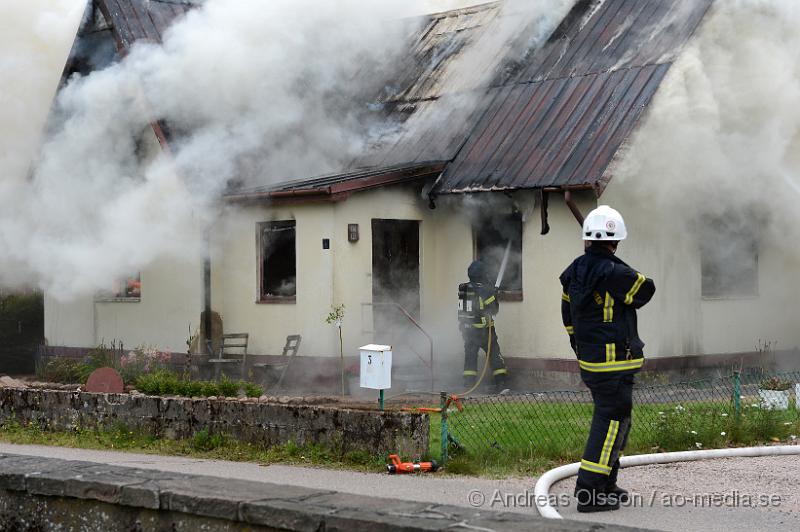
[224,162,446,205]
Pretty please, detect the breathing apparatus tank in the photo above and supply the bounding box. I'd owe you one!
[458,282,480,324]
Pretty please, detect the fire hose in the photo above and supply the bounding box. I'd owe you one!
[388,240,512,402]
[533,445,800,519]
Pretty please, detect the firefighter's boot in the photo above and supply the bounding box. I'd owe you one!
[493,374,510,395]
[575,488,620,513]
[606,484,630,504]
[463,374,477,389]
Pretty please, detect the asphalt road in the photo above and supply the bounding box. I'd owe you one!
[1,443,799,531]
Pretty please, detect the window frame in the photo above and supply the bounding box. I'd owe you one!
[95,273,141,303]
[257,220,297,304]
[472,213,523,302]
[700,232,759,300]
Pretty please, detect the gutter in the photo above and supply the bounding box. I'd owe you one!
[224,187,333,203]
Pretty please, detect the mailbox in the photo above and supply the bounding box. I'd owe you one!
[359,344,392,390]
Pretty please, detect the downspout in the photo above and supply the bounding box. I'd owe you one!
[203,228,212,355]
[541,187,587,227]
[563,190,585,226]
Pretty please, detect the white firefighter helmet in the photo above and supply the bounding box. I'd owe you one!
[582,205,627,241]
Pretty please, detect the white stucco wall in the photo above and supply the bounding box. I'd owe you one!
[44,251,204,353]
[207,185,595,371]
[600,0,800,358]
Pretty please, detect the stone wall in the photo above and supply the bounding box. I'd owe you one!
[0,453,648,532]
[0,389,428,456]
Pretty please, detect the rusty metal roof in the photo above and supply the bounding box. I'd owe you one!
[433,0,714,194]
[347,2,502,170]
[96,0,193,50]
[61,0,715,200]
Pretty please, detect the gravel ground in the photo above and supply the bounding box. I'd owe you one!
[1,443,798,531]
[551,454,800,531]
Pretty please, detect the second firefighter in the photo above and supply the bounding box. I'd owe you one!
[459,260,508,393]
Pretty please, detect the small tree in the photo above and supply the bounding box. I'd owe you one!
[325,304,346,395]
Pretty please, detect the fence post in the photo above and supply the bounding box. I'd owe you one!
[440,391,448,466]
[733,371,741,418]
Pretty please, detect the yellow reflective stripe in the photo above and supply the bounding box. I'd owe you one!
[484,295,496,305]
[565,326,574,335]
[624,273,646,304]
[492,368,507,376]
[561,292,571,302]
[462,370,478,376]
[579,358,644,372]
[580,459,612,475]
[599,420,619,467]
[605,343,616,363]
[472,316,489,328]
[603,292,614,322]
[479,297,485,310]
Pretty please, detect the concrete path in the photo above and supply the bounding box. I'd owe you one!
[2,443,799,531]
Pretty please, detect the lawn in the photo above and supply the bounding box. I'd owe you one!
[429,395,799,476]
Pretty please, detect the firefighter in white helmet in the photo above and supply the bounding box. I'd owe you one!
[559,205,655,513]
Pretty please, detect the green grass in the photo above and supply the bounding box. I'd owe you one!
[430,396,800,476]
[0,419,383,471]
[3,396,796,479]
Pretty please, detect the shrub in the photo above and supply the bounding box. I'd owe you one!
[199,381,219,397]
[133,372,263,399]
[217,375,239,397]
[184,380,205,397]
[35,357,89,384]
[242,381,263,398]
[119,346,172,384]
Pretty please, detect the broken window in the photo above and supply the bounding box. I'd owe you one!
[473,213,523,299]
[97,274,141,301]
[700,224,758,299]
[258,220,296,301]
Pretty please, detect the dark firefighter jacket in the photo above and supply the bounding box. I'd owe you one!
[458,282,498,328]
[559,245,655,374]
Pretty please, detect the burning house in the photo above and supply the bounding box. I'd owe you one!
[41,0,800,390]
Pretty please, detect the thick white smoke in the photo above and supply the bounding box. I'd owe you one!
[617,0,800,229]
[612,0,800,357]
[1,0,570,302]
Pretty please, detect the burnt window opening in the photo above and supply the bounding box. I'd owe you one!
[473,213,523,300]
[259,221,296,301]
[96,273,141,301]
[700,224,758,299]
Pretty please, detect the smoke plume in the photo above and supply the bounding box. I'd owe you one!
[613,0,800,357]
[1,0,572,302]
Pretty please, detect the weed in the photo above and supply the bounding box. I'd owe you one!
[190,429,227,452]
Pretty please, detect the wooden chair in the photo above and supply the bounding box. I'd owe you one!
[208,333,249,381]
[253,335,301,391]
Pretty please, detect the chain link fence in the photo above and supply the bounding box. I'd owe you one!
[439,370,800,464]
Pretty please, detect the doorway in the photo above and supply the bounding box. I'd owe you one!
[371,219,420,337]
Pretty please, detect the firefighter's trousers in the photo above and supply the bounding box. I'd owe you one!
[461,325,507,382]
[575,372,634,495]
